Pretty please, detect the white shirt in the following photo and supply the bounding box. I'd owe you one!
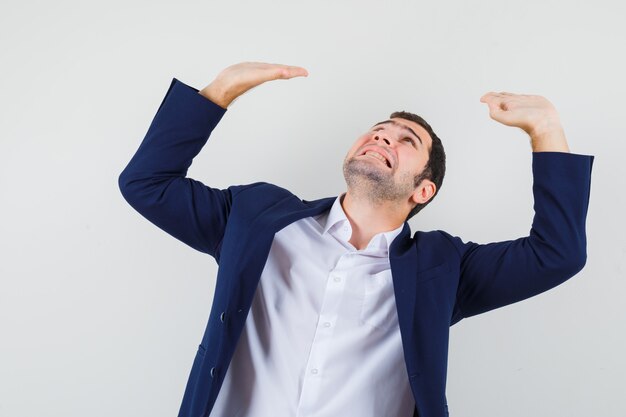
[211,193,415,417]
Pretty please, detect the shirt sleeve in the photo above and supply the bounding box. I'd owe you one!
[118,77,237,259]
[447,152,594,319]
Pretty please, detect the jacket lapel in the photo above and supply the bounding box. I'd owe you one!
[389,223,422,376]
[231,195,337,315]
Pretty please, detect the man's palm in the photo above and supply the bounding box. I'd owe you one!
[201,62,308,108]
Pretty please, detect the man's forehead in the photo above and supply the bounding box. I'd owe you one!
[371,118,432,146]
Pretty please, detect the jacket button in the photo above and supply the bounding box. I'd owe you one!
[220,312,225,322]
[210,367,216,377]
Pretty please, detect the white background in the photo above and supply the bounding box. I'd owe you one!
[1,1,624,416]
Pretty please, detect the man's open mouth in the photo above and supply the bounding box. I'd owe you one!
[360,149,392,168]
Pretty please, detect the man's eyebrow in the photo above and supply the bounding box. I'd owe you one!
[371,120,423,145]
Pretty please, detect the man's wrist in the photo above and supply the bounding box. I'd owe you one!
[529,122,570,153]
[198,81,230,109]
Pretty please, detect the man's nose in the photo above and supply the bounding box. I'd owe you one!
[373,133,391,146]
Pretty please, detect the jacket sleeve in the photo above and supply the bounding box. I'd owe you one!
[118,77,236,259]
[446,152,594,319]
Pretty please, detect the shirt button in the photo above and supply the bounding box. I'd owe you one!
[323,322,331,328]
[333,276,341,282]
[220,312,225,322]
[343,226,349,231]
[311,368,319,374]
[210,367,216,377]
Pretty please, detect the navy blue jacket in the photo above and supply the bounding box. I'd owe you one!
[118,78,594,417]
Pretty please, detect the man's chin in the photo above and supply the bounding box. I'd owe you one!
[343,164,391,189]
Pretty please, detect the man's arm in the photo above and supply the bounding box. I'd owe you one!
[118,62,308,258]
[448,92,594,319]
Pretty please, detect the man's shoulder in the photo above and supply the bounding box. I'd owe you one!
[228,181,293,197]
[227,181,336,211]
[411,229,467,258]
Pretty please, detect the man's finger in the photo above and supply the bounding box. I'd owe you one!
[275,65,309,79]
[480,91,501,102]
[480,91,515,102]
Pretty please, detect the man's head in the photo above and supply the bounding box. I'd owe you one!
[342,111,446,221]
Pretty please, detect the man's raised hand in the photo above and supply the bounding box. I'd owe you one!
[199,62,309,109]
[480,92,570,152]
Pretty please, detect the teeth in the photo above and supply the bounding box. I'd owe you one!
[365,150,389,166]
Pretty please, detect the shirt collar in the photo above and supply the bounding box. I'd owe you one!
[318,192,405,253]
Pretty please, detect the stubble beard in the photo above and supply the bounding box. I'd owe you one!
[342,155,415,205]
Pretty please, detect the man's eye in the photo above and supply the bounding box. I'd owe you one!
[404,137,416,146]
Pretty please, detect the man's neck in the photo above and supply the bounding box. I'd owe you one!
[340,191,407,250]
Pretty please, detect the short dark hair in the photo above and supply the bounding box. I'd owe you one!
[389,111,446,220]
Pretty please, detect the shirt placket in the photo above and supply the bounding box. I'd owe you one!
[295,256,349,417]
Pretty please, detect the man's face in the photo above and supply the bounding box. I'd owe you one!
[343,117,435,207]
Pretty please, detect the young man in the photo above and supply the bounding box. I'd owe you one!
[118,62,593,417]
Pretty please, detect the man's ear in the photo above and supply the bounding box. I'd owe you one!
[411,179,436,205]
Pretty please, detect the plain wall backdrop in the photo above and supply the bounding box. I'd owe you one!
[1,1,624,416]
